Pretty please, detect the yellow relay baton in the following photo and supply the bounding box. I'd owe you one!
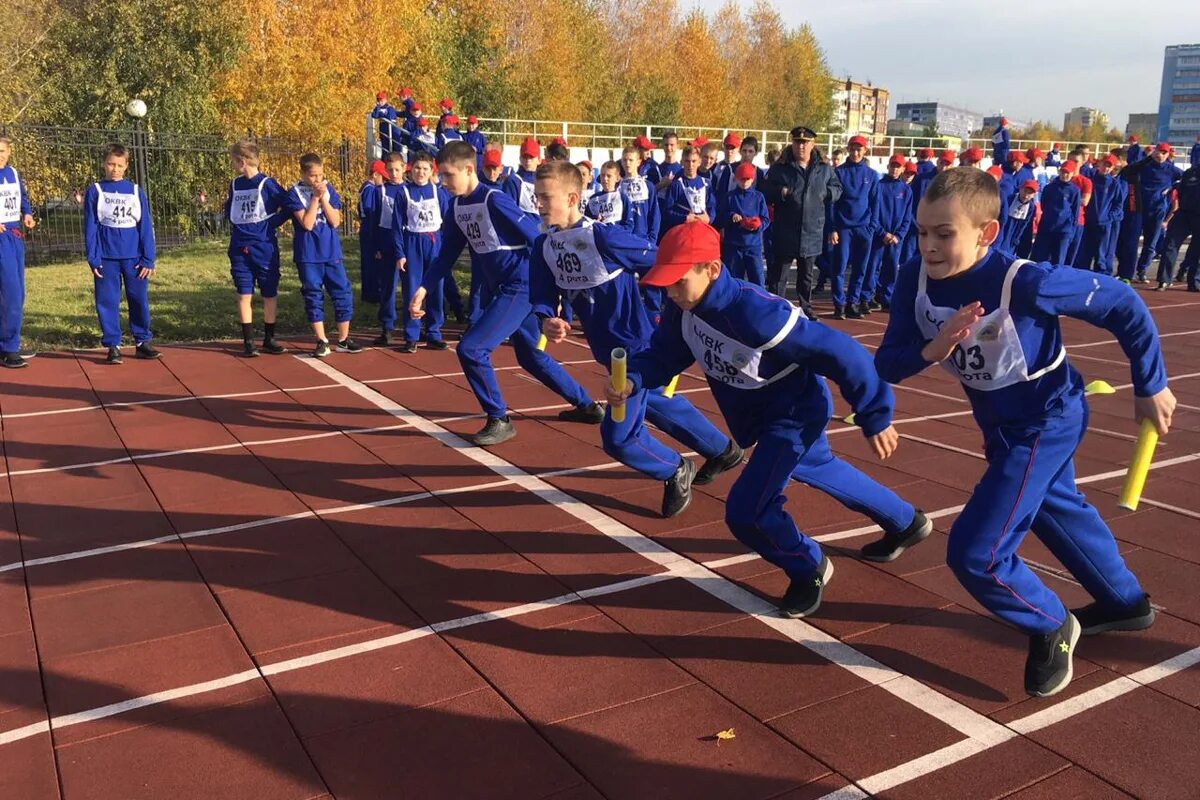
[663,375,680,398]
[536,333,548,351]
[610,348,628,423]
[1118,419,1159,511]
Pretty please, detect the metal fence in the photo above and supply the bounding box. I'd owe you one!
[1,123,369,264]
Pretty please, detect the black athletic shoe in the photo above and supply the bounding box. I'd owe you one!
[780,556,834,618]
[398,339,418,353]
[879,301,891,312]
[803,307,820,322]
[373,331,392,346]
[1,351,27,369]
[845,304,863,319]
[135,342,161,359]
[858,301,872,316]
[424,338,449,350]
[18,351,35,361]
[661,457,696,518]
[336,338,362,353]
[1134,272,1148,284]
[558,402,605,424]
[832,305,846,320]
[868,300,882,311]
[860,510,933,562]
[105,346,123,365]
[314,340,331,358]
[1156,282,1169,292]
[1025,614,1081,697]
[1071,595,1155,636]
[241,341,259,358]
[261,338,286,355]
[471,416,515,446]
[694,441,745,486]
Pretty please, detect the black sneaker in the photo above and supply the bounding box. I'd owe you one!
[1135,272,1148,284]
[1,351,27,369]
[1025,614,1081,697]
[105,346,123,365]
[471,416,516,446]
[135,342,161,359]
[373,331,392,346]
[860,510,933,562]
[398,339,418,353]
[558,402,605,424]
[879,301,891,312]
[314,340,331,358]
[424,338,449,350]
[780,556,834,618]
[261,338,286,355]
[18,351,35,361]
[336,338,362,353]
[845,304,863,319]
[1071,595,1155,636]
[858,301,872,316]
[832,305,846,320]
[1156,282,1168,292]
[868,300,882,311]
[241,341,259,358]
[661,457,697,518]
[802,307,820,322]
[694,441,745,485]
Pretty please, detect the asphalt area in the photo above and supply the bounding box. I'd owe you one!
[2,285,1200,799]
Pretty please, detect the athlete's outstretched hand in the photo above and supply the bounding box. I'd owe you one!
[921,302,984,364]
[1135,387,1176,436]
[868,425,899,460]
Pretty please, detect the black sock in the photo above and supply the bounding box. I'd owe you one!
[241,322,253,344]
[264,322,276,340]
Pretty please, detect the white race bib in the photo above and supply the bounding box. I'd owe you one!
[230,178,269,225]
[96,183,141,229]
[517,178,538,214]
[914,259,1065,391]
[586,191,624,224]
[453,190,521,254]
[293,184,327,226]
[402,185,441,233]
[543,220,620,291]
[619,176,650,203]
[0,173,20,224]
[682,307,800,390]
[684,183,707,215]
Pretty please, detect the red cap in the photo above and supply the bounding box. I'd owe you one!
[1000,117,1008,125]
[439,98,453,109]
[467,115,479,125]
[888,153,906,167]
[723,133,742,148]
[411,102,422,112]
[1128,135,1139,143]
[986,165,1003,179]
[482,149,502,168]
[1059,160,1078,174]
[416,117,429,128]
[634,135,654,150]
[735,162,757,181]
[961,146,984,163]
[400,87,413,98]
[1101,154,1118,166]
[369,160,388,178]
[520,137,540,158]
[1009,151,1028,164]
[938,149,956,164]
[903,161,918,174]
[1026,147,1044,160]
[444,114,459,126]
[551,136,567,146]
[1022,179,1039,191]
[1156,141,1173,154]
[691,136,710,147]
[1052,142,1061,150]
[918,147,934,158]
[376,91,388,101]
[580,160,592,169]
[848,135,868,148]
[640,223,722,287]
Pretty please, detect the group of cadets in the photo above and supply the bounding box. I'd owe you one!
[0,98,1191,703]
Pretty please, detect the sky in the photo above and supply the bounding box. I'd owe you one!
[686,0,1200,131]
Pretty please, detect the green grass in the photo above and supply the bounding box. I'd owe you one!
[23,238,470,350]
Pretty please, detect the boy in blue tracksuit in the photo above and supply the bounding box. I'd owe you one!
[389,151,451,351]
[875,166,1172,697]
[716,162,769,285]
[584,162,634,229]
[618,147,661,243]
[833,135,879,319]
[463,116,487,169]
[409,117,438,158]
[437,114,464,152]
[1126,136,1144,165]
[505,138,541,215]
[607,222,930,618]
[662,145,715,231]
[0,137,35,368]
[368,153,406,347]
[870,155,913,308]
[411,141,602,446]
[225,139,289,357]
[283,152,362,358]
[1030,161,1082,263]
[358,161,386,304]
[371,92,400,155]
[991,117,1011,165]
[530,161,742,517]
[83,142,159,365]
[899,161,920,267]
[1075,155,1121,273]
[1133,143,1184,279]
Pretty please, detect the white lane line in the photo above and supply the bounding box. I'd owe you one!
[891,383,969,403]
[0,570,677,746]
[361,359,595,386]
[300,357,1016,755]
[1072,328,1200,349]
[0,383,341,420]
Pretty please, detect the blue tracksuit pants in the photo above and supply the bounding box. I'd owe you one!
[836,225,874,307]
[868,240,902,305]
[946,406,1144,635]
[601,386,730,481]
[725,421,916,581]
[297,261,354,324]
[1136,206,1170,272]
[0,231,25,352]
[457,286,592,419]
[395,234,444,341]
[1030,229,1073,264]
[722,243,765,286]
[94,258,152,347]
